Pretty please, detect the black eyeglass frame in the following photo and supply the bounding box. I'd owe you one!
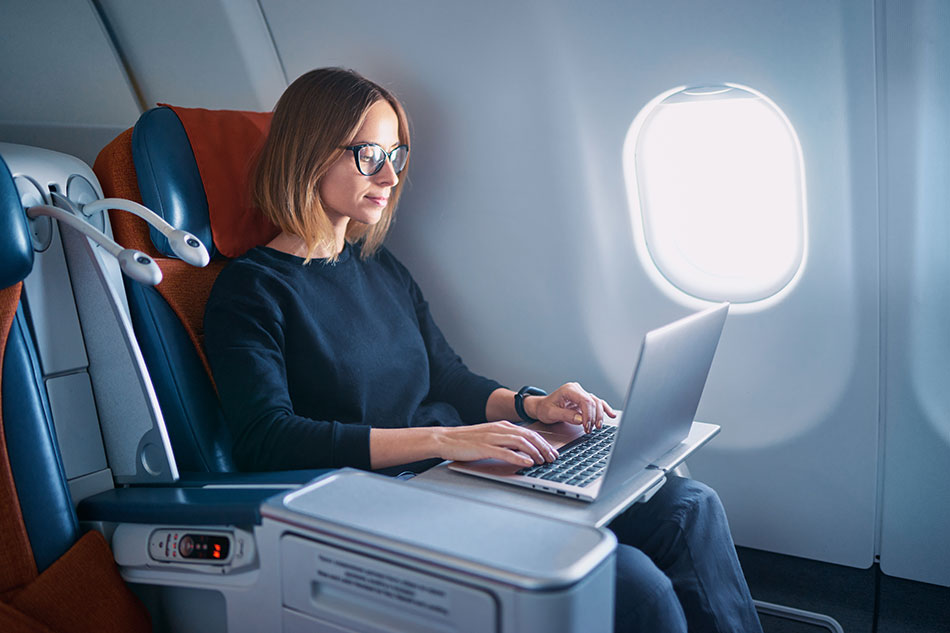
[343,142,410,176]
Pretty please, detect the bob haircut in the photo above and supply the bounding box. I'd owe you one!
[252,68,410,263]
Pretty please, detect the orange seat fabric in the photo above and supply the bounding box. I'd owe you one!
[161,104,279,258]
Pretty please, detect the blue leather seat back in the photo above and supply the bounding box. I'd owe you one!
[4,307,79,571]
[0,155,79,572]
[124,277,236,472]
[0,156,33,287]
[132,106,216,259]
[125,107,232,472]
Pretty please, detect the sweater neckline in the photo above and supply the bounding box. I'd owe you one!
[258,241,353,265]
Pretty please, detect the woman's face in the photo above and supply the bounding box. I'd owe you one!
[319,99,401,230]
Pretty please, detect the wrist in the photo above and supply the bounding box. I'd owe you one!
[524,395,542,421]
[427,426,449,459]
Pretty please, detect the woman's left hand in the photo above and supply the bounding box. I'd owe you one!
[527,382,617,433]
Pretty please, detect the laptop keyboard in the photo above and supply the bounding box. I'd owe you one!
[517,426,617,488]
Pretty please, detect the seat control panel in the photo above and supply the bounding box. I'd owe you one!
[149,529,236,565]
[111,524,258,575]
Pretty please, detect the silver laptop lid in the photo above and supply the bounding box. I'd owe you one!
[600,303,729,492]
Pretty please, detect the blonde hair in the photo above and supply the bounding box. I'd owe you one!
[252,68,410,263]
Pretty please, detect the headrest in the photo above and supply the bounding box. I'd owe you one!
[132,105,279,259]
[0,156,35,288]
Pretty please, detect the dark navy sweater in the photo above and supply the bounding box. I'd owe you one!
[203,243,503,471]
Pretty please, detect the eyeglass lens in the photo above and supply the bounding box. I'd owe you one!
[355,144,409,176]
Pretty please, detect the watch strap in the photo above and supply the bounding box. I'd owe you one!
[514,386,547,422]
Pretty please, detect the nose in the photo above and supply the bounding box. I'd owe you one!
[373,156,399,187]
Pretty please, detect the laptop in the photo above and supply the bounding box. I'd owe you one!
[448,303,729,502]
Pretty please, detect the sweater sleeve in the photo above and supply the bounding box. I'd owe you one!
[203,264,371,471]
[382,252,504,422]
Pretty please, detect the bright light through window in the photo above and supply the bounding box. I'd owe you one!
[624,85,806,305]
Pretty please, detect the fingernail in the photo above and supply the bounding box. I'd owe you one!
[574,413,583,424]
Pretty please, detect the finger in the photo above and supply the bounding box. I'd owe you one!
[602,399,618,418]
[511,428,558,462]
[568,411,589,431]
[594,398,605,429]
[509,429,559,464]
[503,435,546,464]
[562,384,595,431]
[527,429,559,461]
[572,392,594,432]
[485,446,534,467]
[547,400,583,427]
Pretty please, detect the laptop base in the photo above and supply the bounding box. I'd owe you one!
[410,421,720,528]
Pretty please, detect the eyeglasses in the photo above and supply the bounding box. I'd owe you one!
[343,143,410,176]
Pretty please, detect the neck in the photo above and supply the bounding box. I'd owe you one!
[266,231,345,259]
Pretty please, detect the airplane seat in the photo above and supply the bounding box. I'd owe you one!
[93,106,315,479]
[0,154,151,632]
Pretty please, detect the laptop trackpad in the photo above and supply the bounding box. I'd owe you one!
[528,420,597,450]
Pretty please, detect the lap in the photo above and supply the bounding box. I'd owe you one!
[608,476,761,633]
[608,475,723,550]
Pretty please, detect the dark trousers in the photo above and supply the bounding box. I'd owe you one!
[608,476,763,632]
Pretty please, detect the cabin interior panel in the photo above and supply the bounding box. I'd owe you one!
[0,0,948,631]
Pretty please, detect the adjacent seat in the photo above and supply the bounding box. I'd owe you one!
[0,154,150,632]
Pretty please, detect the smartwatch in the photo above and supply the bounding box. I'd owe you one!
[514,386,547,422]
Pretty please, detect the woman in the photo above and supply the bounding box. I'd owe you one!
[204,68,762,632]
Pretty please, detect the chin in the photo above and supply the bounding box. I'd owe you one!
[356,208,385,226]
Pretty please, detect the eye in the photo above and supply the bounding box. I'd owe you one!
[358,145,382,164]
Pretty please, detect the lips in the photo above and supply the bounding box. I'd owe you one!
[365,195,389,206]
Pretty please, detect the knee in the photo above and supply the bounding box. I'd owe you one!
[655,476,727,526]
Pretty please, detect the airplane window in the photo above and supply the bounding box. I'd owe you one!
[623,85,806,306]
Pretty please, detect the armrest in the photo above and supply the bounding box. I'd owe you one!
[78,486,283,526]
[173,469,335,488]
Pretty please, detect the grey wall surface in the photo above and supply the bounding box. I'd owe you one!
[0,0,141,164]
[879,0,950,588]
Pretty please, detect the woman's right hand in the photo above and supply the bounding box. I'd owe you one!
[433,421,559,467]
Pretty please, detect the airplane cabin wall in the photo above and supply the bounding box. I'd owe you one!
[879,0,950,588]
[0,0,946,587]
